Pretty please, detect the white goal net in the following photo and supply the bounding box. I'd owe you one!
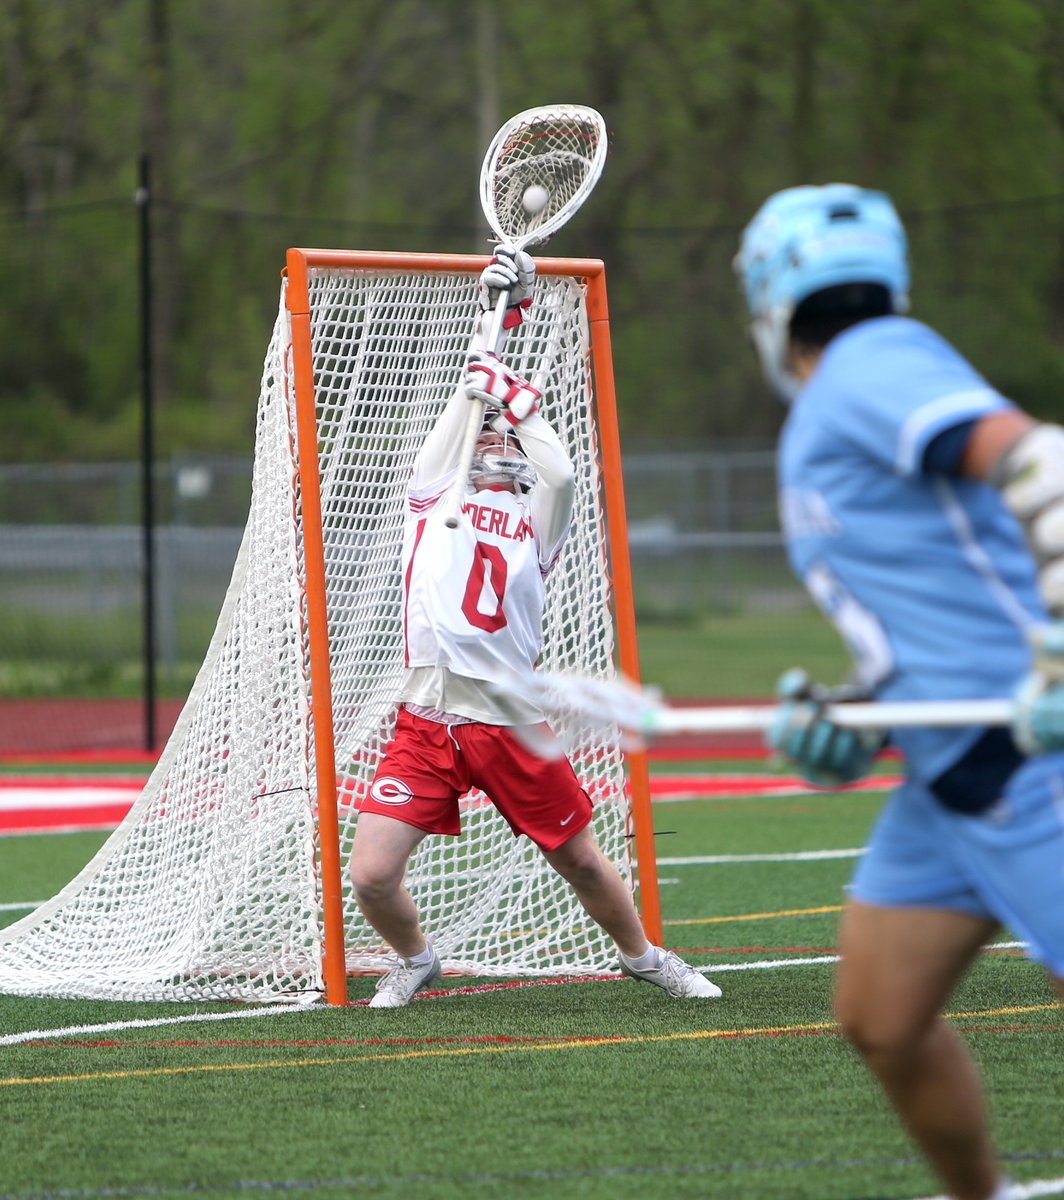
[0,254,634,1002]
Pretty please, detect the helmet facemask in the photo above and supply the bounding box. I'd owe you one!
[469,426,538,493]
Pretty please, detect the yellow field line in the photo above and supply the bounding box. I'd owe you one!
[665,904,843,926]
[3,1002,1058,1089]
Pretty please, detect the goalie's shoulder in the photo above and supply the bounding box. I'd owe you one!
[407,478,451,516]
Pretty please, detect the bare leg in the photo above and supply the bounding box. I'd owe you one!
[350,813,430,958]
[542,825,652,959]
[834,901,1001,1200]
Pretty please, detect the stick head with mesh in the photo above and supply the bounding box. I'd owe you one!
[480,105,608,249]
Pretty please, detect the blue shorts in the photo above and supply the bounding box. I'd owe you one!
[851,753,1064,977]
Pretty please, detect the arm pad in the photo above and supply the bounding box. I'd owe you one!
[992,423,1064,616]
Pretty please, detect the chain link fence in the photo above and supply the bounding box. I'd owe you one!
[0,450,800,751]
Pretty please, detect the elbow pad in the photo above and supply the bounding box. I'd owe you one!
[992,423,1064,616]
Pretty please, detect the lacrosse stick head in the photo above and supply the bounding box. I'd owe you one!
[485,668,668,759]
[479,105,608,250]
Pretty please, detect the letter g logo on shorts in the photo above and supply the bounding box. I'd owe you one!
[369,777,414,807]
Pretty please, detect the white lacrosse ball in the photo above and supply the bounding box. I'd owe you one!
[521,184,550,215]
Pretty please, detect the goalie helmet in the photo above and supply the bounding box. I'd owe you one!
[734,183,910,401]
[470,426,537,493]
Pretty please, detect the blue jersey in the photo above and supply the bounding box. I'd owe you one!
[779,316,1045,784]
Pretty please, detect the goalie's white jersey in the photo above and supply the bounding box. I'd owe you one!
[402,476,566,695]
[397,323,576,724]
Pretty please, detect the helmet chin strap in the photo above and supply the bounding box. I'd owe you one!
[751,314,801,404]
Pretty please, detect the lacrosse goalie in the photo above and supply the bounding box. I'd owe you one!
[349,247,721,1008]
[735,182,1064,1200]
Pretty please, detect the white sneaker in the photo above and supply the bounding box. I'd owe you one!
[620,948,722,999]
[368,944,441,1009]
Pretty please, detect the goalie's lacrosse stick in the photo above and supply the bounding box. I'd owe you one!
[497,669,1013,751]
[443,104,609,529]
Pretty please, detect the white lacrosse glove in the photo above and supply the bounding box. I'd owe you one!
[463,350,540,429]
[478,245,536,330]
[1012,623,1064,754]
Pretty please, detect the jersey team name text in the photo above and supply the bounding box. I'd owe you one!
[462,500,534,542]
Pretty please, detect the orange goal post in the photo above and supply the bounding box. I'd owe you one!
[0,248,660,1006]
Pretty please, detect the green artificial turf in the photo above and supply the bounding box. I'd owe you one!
[0,780,1060,1200]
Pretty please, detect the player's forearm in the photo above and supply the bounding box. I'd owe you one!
[413,386,470,482]
[521,414,575,549]
[961,409,1034,481]
[412,322,494,484]
[516,413,575,490]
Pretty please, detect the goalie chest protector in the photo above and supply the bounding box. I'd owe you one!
[402,486,545,686]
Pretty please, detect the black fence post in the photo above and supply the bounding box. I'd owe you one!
[136,153,157,752]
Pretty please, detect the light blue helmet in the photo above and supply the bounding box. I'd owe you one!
[734,183,910,400]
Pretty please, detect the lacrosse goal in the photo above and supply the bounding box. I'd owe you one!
[0,249,658,1005]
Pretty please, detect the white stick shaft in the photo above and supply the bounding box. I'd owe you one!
[442,289,511,529]
[646,698,1013,736]
[443,397,484,530]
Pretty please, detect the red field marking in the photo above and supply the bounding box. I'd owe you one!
[0,805,135,834]
[0,751,160,767]
[3,770,884,836]
[697,946,837,955]
[0,777,147,835]
[651,773,901,798]
[647,743,904,764]
[1,777,145,791]
[0,698,182,757]
[22,1020,1061,1057]
[2,696,913,767]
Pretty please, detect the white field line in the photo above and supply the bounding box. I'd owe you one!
[0,785,141,810]
[918,1178,1064,1199]
[659,848,866,865]
[0,781,1029,1047]
[0,849,869,915]
[0,1003,321,1047]
[0,942,1030,1047]
[699,940,1027,976]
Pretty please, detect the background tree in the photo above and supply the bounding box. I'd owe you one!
[1,0,1063,462]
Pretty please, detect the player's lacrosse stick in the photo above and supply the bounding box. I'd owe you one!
[495,669,1013,754]
[443,104,608,529]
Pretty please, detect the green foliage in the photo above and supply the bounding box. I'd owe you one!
[2,0,1064,462]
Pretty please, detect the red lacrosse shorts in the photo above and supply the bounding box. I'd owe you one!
[360,707,593,851]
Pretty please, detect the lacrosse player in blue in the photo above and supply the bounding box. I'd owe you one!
[735,183,1064,1200]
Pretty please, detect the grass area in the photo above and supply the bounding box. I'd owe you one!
[0,606,846,704]
[635,608,851,697]
[0,773,1061,1200]
[0,605,214,699]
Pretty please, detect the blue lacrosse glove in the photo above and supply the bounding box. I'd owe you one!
[768,668,884,788]
[1012,623,1064,755]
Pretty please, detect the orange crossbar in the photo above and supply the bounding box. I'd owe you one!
[285,248,662,1006]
